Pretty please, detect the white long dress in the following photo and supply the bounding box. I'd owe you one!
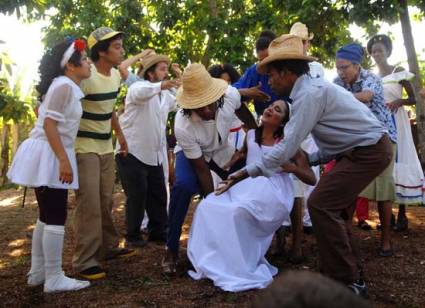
[187,129,294,292]
[382,70,424,204]
[7,76,83,189]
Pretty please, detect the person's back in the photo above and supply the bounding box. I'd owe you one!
[254,271,372,308]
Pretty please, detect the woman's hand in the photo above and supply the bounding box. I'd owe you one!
[386,100,403,112]
[215,169,248,195]
[280,161,298,173]
[59,158,73,184]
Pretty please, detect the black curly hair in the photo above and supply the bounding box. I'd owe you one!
[181,95,225,117]
[208,63,241,84]
[367,34,393,56]
[255,100,290,147]
[36,40,84,100]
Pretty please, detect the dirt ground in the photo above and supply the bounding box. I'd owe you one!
[0,186,424,307]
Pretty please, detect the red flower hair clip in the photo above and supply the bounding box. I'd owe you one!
[74,39,86,52]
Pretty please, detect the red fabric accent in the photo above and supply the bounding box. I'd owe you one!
[355,197,369,221]
[229,126,242,132]
[324,160,336,173]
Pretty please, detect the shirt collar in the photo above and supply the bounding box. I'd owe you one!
[289,74,309,101]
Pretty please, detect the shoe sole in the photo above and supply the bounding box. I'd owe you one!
[78,272,106,280]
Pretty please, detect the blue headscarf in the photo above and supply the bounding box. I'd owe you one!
[336,43,364,64]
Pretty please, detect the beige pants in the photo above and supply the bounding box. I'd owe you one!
[72,153,119,272]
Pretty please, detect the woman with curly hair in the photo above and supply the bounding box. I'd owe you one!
[8,38,91,292]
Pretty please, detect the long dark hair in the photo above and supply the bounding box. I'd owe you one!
[255,100,290,147]
[36,40,84,100]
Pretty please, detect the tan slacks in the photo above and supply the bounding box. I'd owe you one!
[72,152,119,272]
[308,134,393,283]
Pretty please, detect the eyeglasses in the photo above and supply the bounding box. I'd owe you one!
[336,64,353,72]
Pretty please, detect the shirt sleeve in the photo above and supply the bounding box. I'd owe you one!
[232,65,256,89]
[44,83,73,122]
[174,126,203,160]
[224,85,242,111]
[245,89,325,177]
[361,73,380,95]
[127,81,162,104]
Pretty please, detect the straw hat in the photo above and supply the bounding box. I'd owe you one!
[289,22,314,41]
[139,52,170,77]
[256,34,317,74]
[176,63,228,109]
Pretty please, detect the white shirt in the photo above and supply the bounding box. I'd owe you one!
[174,85,241,168]
[309,61,325,79]
[118,80,176,166]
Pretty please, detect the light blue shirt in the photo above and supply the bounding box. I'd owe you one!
[245,75,387,177]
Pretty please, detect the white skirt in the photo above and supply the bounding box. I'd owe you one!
[7,138,78,189]
[187,176,293,292]
[393,108,424,204]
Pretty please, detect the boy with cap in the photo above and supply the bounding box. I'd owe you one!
[217,34,392,297]
[73,27,135,280]
[334,43,396,257]
[162,63,254,274]
[116,52,181,247]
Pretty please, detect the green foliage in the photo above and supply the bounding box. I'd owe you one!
[1,0,354,70]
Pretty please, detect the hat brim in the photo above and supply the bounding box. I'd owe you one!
[140,55,170,77]
[176,78,228,109]
[257,53,317,74]
[88,31,123,49]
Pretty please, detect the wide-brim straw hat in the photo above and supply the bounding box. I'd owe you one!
[257,34,317,74]
[290,22,314,41]
[176,63,228,109]
[140,52,170,77]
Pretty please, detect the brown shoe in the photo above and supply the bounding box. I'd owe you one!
[105,247,137,260]
[161,249,178,275]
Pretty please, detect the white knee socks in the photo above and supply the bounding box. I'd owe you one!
[42,225,90,293]
[27,219,45,286]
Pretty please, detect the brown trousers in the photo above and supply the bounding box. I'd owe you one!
[72,153,119,272]
[308,134,392,283]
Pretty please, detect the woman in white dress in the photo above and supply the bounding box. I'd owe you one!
[7,39,91,292]
[368,34,423,231]
[187,100,316,292]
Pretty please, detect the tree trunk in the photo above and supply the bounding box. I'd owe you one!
[11,122,19,157]
[0,123,10,186]
[399,0,425,164]
[201,0,218,67]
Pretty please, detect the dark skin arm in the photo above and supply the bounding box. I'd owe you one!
[222,135,248,171]
[281,150,317,186]
[189,156,214,197]
[235,102,258,130]
[386,67,416,112]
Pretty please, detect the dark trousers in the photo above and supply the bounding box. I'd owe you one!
[307,134,393,283]
[116,154,167,241]
[34,187,68,225]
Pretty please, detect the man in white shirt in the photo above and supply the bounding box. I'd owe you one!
[162,63,255,274]
[116,52,180,247]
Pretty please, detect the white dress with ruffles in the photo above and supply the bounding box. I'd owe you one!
[382,70,424,204]
[7,76,83,190]
[187,129,294,292]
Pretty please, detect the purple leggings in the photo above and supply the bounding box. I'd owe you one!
[34,187,68,225]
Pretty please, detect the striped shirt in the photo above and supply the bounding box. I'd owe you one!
[75,64,121,154]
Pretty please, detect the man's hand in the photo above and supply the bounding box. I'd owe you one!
[245,82,271,102]
[215,169,248,195]
[222,151,246,171]
[161,79,181,90]
[139,49,154,59]
[171,63,182,78]
[117,133,128,157]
